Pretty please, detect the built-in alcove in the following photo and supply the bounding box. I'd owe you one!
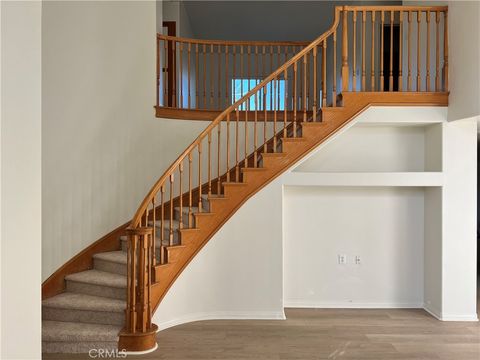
[294,123,443,173]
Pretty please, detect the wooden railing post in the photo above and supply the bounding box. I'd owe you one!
[342,7,349,92]
[443,11,448,91]
[119,227,158,352]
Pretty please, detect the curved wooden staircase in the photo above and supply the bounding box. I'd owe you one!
[42,5,449,354]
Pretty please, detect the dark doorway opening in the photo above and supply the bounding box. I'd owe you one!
[382,24,400,91]
[163,21,176,107]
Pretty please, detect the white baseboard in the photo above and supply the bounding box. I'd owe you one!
[155,310,286,331]
[423,303,478,321]
[283,301,423,309]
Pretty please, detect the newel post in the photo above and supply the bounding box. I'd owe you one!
[118,226,158,353]
[341,6,350,92]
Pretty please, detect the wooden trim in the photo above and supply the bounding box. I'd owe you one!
[41,222,128,299]
[156,34,310,47]
[155,106,311,121]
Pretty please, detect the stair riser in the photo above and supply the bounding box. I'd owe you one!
[94,259,127,276]
[66,281,126,301]
[42,307,125,326]
[174,209,195,228]
[42,341,118,354]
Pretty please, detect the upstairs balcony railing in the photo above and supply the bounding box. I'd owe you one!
[156,5,448,118]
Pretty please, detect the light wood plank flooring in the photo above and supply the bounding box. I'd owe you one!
[44,305,480,360]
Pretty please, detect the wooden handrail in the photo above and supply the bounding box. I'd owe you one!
[157,34,311,47]
[126,4,449,346]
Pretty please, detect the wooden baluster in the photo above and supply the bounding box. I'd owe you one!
[233,45,236,103]
[362,10,366,91]
[277,46,281,123]
[208,132,212,196]
[226,113,231,182]
[152,197,156,265]
[188,153,193,227]
[408,11,412,91]
[426,11,431,91]
[235,108,240,182]
[293,61,297,135]
[303,54,307,121]
[218,44,221,109]
[342,8,349,92]
[443,11,448,91]
[263,84,267,152]
[203,44,207,108]
[126,232,137,331]
[225,45,229,106]
[435,11,440,91]
[160,185,165,263]
[164,40,168,106]
[380,11,384,91]
[240,46,244,100]
[417,11,421,91]
[179,42,183,107]
[255,45,258,84]
[179,162,183,229]
[198,143,203,212]
[195,44,199,108]
[284,69,288,137]
[270,46,274,107]
[306,52,310,118]
[390,10,394,91]
[273,78,277,151]
[244,100,249,168]
[247,45,251,92]
[156,38,160,107]
[169,174,174,246]
[188,43,191,108]
[371,11,376,91]
[322,40,327,107]
[313,46,317,121]
[210,44,214,109]
[399,11,403,91]
[217,123,221,194]
[254,94,258,167]
[299,48,304,115]
[353,10,357,91]
[172,41,176,107]
[333,31,337,105]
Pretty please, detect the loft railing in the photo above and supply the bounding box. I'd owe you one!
[156,35,309,111]
[124,5,448,347]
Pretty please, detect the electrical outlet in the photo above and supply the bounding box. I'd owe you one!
[355,255,361,265]
[338,254,347,265]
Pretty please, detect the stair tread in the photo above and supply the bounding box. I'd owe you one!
[42,320,121,342]
[65,270,126,288]
[201,194,226,200]
[42,292,125,313]
[93,251,127,264]
[119,235,179,247]
[148,219,180,229]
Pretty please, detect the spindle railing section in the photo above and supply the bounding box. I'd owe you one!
[123,5,448,350]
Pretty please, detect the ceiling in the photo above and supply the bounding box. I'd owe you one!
[182,0,402,42]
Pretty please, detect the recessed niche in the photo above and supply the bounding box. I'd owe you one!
[294,123,442,173]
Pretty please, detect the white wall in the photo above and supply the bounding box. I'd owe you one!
[42,1,210,280]
[284,186,424,308]
[153,178,284,329]
[1,1,42,359]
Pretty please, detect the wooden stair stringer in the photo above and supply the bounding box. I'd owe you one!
[149,91,449,312]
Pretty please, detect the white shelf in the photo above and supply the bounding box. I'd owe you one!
[283,172,443,187]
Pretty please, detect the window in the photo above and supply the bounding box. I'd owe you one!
[232,79,286,110]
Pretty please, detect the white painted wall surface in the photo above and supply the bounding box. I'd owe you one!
[441,118,477,320]
[41,1,211,280]
[1,1,42,358]
[153,179,284,329]
[283,187,425,308]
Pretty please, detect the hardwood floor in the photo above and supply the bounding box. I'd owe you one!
[44,303,480,360]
